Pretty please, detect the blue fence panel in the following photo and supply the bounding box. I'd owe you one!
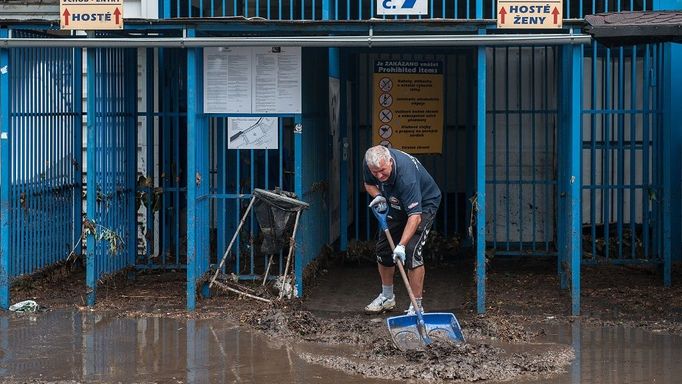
[581,42,664,265]
[350,50,476,249]
[209,116,292,281]
[7,32,82,280]
[85,47,137,304]
[160,0,654,20]
[161,0,480,20]
[486,45,558,256]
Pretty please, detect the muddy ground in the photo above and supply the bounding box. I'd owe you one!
[7,255,682,383]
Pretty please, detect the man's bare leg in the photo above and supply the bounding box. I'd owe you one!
[407,266,425,298]
[378,263,395,285]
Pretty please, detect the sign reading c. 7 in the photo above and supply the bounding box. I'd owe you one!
[497,0,562,29]
[60,0,123,30]
[377,0,428,15]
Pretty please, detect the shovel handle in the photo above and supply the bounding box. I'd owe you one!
[371,206,425,321]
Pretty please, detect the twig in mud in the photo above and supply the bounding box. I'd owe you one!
[221,280,258,294]
[120,295,174,299]
[213,280,272,303]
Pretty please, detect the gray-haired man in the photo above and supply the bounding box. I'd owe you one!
[362,145,441,315]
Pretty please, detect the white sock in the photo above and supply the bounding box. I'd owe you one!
[382,285,394,299]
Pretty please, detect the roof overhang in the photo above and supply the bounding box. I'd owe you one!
[585,11,682,47]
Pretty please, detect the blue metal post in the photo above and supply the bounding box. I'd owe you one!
[294,114,303,295]
[558,46,569,289]
[339,50,348,251]
[0,28,10,310]
[86,46,97,306]
[73,46,83,260]
[329,47,341,249]
[660,42,673,286]
[186,28,198,310]
[476,42,487,314]
[656,0,682,278]
[145,48,155,265]
[568,43,583,316]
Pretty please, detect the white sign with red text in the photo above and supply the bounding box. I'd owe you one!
[60,0,123,30]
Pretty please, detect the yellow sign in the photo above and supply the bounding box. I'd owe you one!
[372,60,443,154]
[497,0,563,29]
[60,0,123,30]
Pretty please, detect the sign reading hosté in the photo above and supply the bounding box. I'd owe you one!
[497,0,563,29]
[60,0,123,30]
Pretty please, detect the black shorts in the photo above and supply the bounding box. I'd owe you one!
[375,211,436,269]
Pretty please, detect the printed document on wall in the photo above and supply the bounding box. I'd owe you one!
[227,117,279,150]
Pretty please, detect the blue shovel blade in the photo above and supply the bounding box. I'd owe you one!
[387,312,465,351]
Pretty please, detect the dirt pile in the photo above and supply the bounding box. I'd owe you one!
[236,302,573,383]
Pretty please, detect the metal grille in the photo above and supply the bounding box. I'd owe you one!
[85,47,137,298]
[581,42,664,264]
[8,32,81,278]
[486,46,558,256]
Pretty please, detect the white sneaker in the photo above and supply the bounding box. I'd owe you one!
[405,303,424,316]
[364,294,396,314]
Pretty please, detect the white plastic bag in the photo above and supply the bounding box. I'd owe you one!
[9,300,39,312]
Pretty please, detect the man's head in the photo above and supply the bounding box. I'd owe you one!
[365,145,393,182]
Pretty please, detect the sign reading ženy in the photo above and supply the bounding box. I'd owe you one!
[497,0,562,29]
[60,0,123,30]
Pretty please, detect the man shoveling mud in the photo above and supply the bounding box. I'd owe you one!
[363,145,441,315]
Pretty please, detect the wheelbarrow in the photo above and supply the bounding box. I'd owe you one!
[371,205,465,351]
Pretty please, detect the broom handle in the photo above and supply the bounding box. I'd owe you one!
[383,229,421,315]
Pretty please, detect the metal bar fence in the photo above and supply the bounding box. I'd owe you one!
[85,46,137,303]
[581,41,663,265]
[6,31,81,282]
[487,45,557,256]
[208,115,292,282]
[160,0,653,21]
[350,50,477,251]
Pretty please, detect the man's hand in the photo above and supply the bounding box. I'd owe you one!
[393,244,406,265]
[368,195,387,212]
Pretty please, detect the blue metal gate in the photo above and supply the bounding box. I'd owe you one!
[349,50,476,249]
[581,42,665,266]
[0,30,82,309]
[85,46,138,305]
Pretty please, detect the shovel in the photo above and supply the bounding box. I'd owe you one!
[371,205,465,350]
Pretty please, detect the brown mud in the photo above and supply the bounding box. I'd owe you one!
[7,256,682,383]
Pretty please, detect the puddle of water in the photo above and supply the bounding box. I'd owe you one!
[2,310,681,384]
[0,310,391,383]
[506,321,682,384]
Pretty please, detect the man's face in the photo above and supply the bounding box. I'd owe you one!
[369,157,392,182]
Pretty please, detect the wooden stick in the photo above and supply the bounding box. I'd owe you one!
[212,280,272,303]
[262,254,274,286]
[209,196,257,288]
[279,210,302,299]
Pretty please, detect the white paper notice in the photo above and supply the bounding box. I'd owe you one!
[274,47,301,113]
[203,47,229,113]
[203,47,301,114]
[253,48,278,113]
[225,47,252,113]
[228,117,279,150]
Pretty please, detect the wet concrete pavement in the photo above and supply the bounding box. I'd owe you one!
[1,309,680,383]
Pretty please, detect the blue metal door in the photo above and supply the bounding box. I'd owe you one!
[85,47,138,305]
[0,30,82,309]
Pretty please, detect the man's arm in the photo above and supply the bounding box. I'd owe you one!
[399,214,422,247]
[365,183,381,198]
